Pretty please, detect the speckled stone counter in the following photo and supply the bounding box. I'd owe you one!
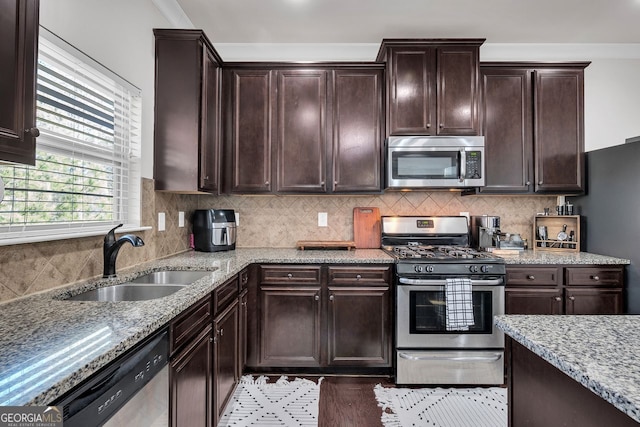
[495,315,640,422]
[494,249,630,265]
[0,248,393,407]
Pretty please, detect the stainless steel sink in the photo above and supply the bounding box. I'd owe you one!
[129,270,211,285]
[66,284,187,301]
[65,270,212,301]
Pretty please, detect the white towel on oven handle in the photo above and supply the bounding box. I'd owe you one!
[445,278,474,331]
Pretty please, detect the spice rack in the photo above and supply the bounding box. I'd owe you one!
[533,215,580,252]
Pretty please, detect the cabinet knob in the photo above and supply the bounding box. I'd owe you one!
[265,181,269,185]
[315,294,320,301]
[538,181,543,185]
[356,274,362,280]
[210,337,215,343]
[439,123,444,128]
[334,181,338,185]
[25,127,40,137]
[527,275,535,280]
[592,275,600,281]
[426,123,431,129]
[320,181,325,185]
[554,296,562,301]
[205,175,209,180]
[568,296,576,301]
[526,181,531,186]
[220,328,224,336]
[329,295,334,301]
[287,273,293,279]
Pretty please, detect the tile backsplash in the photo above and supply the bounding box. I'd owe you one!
[0,179,196,303]
[0,181,556,303]
[199,192,556,248]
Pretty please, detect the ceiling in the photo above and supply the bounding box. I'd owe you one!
[175,0,640,44]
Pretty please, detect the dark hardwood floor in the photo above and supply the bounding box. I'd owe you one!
[318,376,394,427]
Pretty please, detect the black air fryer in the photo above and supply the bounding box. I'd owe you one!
[192,209,237,252]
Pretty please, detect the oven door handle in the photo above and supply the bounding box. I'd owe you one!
[398,277,503,286]
[398,352,502,362]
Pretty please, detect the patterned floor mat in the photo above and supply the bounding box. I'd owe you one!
[374,385,507,427]
[218,375,323,426]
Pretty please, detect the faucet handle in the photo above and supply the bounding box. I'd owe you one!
[105,224,124,244]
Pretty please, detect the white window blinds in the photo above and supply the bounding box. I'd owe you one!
[0,28,142,242]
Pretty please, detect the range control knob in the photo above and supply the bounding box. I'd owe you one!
[414,265,423,273]
[480,265,489,273]
[469,265,479,273]
[426,265,434,273]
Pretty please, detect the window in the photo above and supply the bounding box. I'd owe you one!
[0,28,142,244]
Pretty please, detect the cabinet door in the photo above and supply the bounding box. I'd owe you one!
[170,325,213,427]
[213,300,239,425]
[387,47,436,135]
[259,286,322,367]
[565,288,623,315]
[227,69,273,193]
[534,68,584,193]
[199,48,221,192]
[276,70,327,193]
[327,287,391,367]
[479,67,533,193]
[505,288,563,314]
[436,46,480,135]
[331,69,384,193]
[0,0,39,165]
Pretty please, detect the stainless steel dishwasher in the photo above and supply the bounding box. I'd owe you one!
[55,327,169,427]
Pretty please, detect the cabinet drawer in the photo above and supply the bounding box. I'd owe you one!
[260,265,321,285]
[506,267,560,286]
[328,266,391,285]
[213,276,239,315]
[565,267,623,287]
[171,296,212,354]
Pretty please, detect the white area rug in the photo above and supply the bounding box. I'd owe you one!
[374,385,507,427]
[218,375,323,427]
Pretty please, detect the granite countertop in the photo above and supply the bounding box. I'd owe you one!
[0,248,393,407]
[495,315,640,423]
[494,249,630,265]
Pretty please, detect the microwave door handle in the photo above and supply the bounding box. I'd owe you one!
[459,149,466,183]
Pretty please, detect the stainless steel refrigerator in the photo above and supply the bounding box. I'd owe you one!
[573,139,639,313]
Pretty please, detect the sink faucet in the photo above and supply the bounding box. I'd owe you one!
[103,224,145,278]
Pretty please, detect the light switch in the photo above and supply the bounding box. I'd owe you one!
[178,211,185,228]
[158,212,165,231]
[318,212,328,227]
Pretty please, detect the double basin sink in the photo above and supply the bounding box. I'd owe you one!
[66,270,213,302]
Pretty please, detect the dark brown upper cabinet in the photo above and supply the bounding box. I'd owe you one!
[0,0,40,165]
[153,29,223,193]
[377,39,484,137]
[479,62,589,194]
[223,64,384,194]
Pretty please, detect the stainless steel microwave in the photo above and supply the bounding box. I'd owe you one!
[386,136,485,189]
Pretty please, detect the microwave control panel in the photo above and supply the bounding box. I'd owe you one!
[464,151,482,179]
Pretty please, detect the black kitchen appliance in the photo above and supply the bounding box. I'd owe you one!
[381,216,506,385]
[574,139,639,313]
[192,209,237,252]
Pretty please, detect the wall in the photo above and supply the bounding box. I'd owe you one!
[0,179,196,303]
[199,193,556,248]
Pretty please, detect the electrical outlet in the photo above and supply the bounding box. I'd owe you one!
[318,212,328,227]
[158,212,165,231]
[178,211,185,228]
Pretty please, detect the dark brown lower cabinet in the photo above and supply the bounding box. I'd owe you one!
[564,287,623,314]
[506,288,563,315]
[327,287,390,366]
[170,325,213,427]
[508,338,637,427]
[260,286,322,367]
[213,299,239,425]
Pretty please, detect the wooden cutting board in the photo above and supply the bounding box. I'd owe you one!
[353,207,381,249]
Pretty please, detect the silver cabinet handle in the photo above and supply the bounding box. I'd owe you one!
[439,123,444,128]
[287,273,293,279]
[526,181,531,186]
[539,181,543,185]
[356,274,362,280]
[314,294,320,301]
[554,296,562,301]
[568,296,575,301]
[220,328,224,336]
[398,352,502,362]
[25,127,40,137]
[592,275,600,281]
[320,181,325,185]
[265,181,269,185]
[426,123,431,128]
[527,275,535,280]
[329,295,334,301]
[210,337,214,343]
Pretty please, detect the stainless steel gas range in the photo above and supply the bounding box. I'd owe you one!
[382,216,506,385]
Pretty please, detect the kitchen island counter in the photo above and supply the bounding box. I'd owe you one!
[0,248,393,407]
[496,314,640,424]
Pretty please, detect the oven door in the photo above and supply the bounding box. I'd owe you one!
[396,278,504,349]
